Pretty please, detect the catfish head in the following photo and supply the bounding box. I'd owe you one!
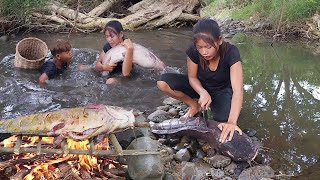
[50,104,135,140]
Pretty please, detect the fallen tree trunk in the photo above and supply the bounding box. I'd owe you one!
[30,0,200,31]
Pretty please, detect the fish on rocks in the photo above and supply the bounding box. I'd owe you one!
[150,117,259,162]
[102,43,165,76]
[0,104,148,141]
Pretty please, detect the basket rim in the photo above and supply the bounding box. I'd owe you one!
[16,37,49,62]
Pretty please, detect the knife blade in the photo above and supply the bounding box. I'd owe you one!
[203,109,208,121]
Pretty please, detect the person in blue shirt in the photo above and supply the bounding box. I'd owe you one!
[39,39,73,84]
[157,18,244,143]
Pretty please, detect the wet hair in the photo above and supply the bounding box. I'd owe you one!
[192,18,228,70]
[50,39,72,57]
[103,20,124,37]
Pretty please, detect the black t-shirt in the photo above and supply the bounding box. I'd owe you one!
[186,42,240,93]
[40,58,68,79]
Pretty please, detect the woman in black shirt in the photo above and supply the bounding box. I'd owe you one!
[157,18,243,143]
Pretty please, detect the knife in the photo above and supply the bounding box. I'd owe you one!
[203,109,208,121]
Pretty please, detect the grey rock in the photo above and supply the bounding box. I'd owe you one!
[238,165,275,180]
[126,137,163,180]
[163,97,181,105]
[147,110,172,122]
[167,108,179,116]
[204,155,231,168]
[181,161,212,179]
[174,148,191,162]
[224,162,237,175]
[210,168,225,179]
[157,105,170,111]
[163,173,175,180]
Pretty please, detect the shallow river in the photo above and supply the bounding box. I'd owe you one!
[0,29,319,176]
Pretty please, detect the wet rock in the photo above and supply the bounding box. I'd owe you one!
[163,97,181,105]
[115,129,144,148]
[238,165,275,180]
[157,105,170,111]
[174,148,191,162]
[147,110,172,122]
[163,173,175,180]
[209,168,225,179]
[167,108,179,116]
[181,161,212,179]
[224,162,237,175]
[126,137,163,180]
[243,128,257,137]
[204,155,231,168]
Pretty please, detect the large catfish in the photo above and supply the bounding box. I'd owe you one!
[101,43,165,76]
[0,104,147,141]
[151,117,259,162]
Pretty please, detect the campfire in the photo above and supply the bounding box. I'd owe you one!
[0,135,127,180]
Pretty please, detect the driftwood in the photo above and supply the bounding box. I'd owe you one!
[30,0,200,31]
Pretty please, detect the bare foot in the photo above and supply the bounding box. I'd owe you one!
[183,103,201,118]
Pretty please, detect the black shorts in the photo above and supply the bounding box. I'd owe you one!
[159,73,232,122]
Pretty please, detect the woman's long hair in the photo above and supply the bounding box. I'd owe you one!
[193,18,228,70]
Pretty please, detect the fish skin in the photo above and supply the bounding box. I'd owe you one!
[0,104,135,141]
[102,43,165,76]
[151,117,259,162]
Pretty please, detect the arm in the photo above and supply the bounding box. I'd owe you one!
[95,50,117,72]
[218,61,243,143]
[228,61,243,125]
[39,73,49,84]
[122,39,134,77]
[187,58,212,109]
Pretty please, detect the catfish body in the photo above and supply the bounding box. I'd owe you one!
[151,117,259,162]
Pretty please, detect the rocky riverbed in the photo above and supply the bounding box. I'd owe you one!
[116,97,281,180]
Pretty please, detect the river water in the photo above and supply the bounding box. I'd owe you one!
[0,29,319,176]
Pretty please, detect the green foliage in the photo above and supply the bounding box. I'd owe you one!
[203,0,320,22]
[0,0,49,17]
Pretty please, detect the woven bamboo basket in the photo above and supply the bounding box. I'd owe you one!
[14,37,48,69]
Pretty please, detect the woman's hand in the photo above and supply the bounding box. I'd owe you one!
[217,122,242,143]
[198,90,212,110]
[103,63,117,71]
[122,39,134,50]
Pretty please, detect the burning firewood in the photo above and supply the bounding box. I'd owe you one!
[9,168,31,180]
